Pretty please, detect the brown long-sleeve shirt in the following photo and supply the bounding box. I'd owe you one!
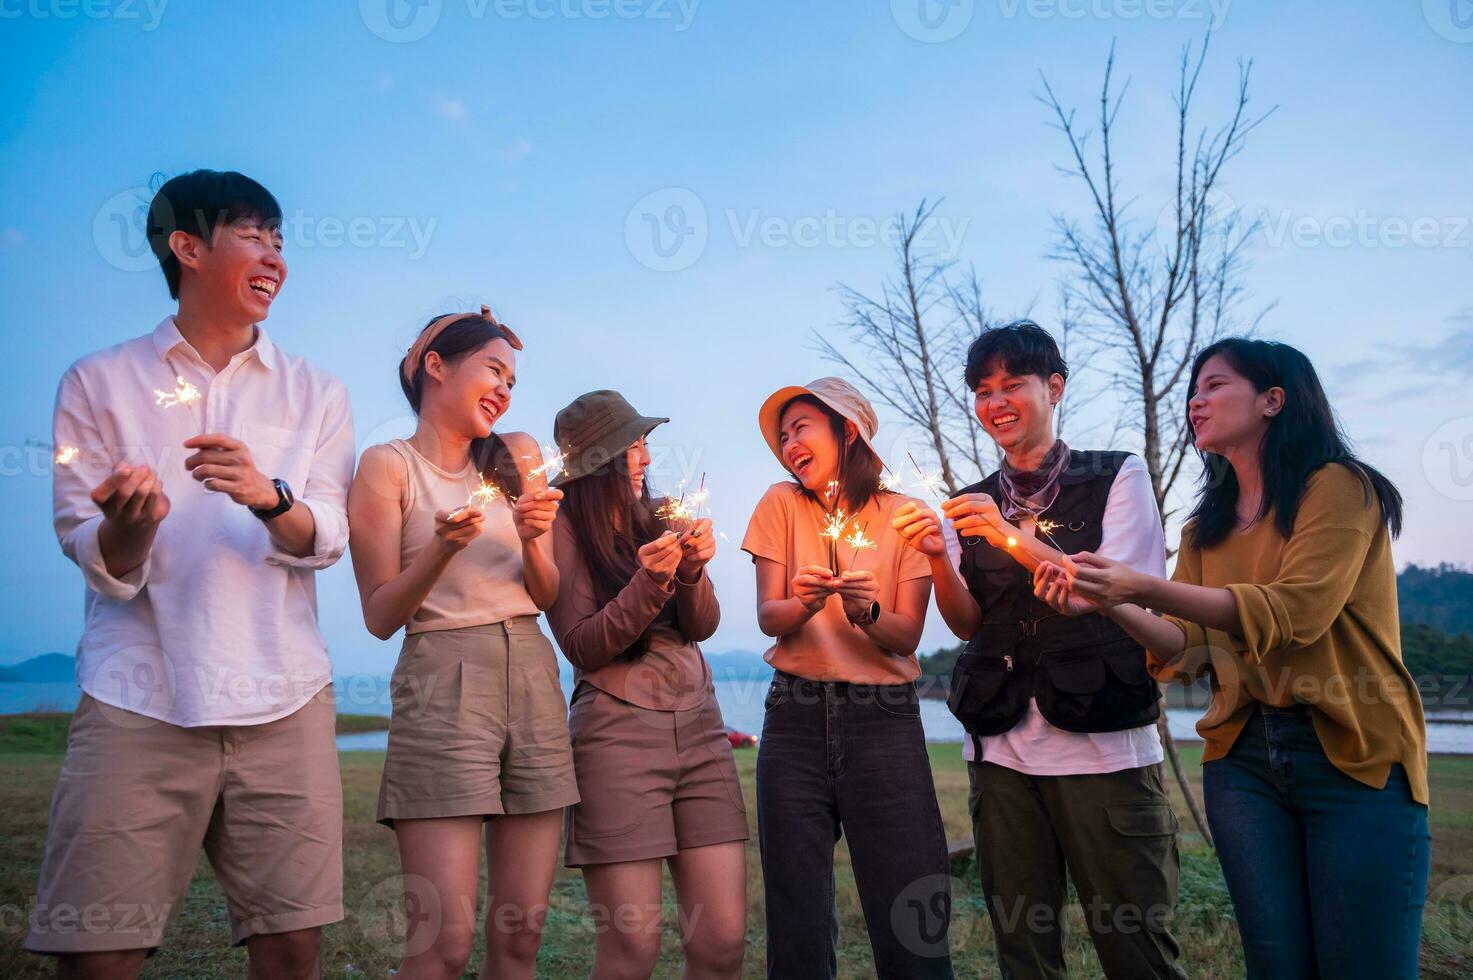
[547,519,719,711]
[1152,462,1428,804]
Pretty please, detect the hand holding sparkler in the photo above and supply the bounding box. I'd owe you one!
[637,530,684,588]
[941,493,1016,549]
[792,563,840,613]
[512,488,562,542]
[525,445,568,482]
[432,506,485,556]
[1052,552,1139,609]
[92,462,171,529]
[677,518,716,580]
[891,501,947,558]
[835,568,879,623]
[1032,561,1100,617]
[182,435,277,508]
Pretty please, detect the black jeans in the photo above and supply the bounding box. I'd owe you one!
[756,670,954,979]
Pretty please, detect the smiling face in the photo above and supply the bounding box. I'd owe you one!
[425,337,517,441]
[972,362,1063,460]
[778,399,850,494]
[625,435,651,497]
[178,218,287,324]
[1188,353,1283,456]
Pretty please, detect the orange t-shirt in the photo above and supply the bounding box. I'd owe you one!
[741,481,932,685]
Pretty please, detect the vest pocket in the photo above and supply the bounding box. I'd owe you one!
[947,651,1030,736]
[1035,638,1160,733]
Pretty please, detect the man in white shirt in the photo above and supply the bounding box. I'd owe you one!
[26,170,355,980]
[894,321,1186,979]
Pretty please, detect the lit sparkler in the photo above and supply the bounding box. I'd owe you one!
[819,507,850,575]
[879,468,905,493]
[54,446,79,466]
[526,445,567,482]
[655,494,696,526]
[154,375,201,410]
[905,452,944,498]
[449,474,504,519]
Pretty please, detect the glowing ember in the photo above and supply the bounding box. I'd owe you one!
[656,495,696,525]
[54,446,79,466]
[154,375,201,409]
[1006,535,1019,549]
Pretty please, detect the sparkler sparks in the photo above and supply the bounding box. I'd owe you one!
[655,494,696,526]
[879,468,906,493]
[449,474,505,519]
[525,445,567,482]
[154,376,201,410]
[905,452,944,498]
[54,446,79,466]
[844,522,877,553]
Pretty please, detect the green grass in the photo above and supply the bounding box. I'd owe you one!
[1,738,1470,977]
[0,712,390,754]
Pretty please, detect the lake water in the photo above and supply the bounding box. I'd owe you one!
[8,677,1473,755]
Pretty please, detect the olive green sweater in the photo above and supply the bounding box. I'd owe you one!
[1152,462,1428,804]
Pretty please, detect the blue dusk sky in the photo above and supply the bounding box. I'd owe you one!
[1,2,1470,674]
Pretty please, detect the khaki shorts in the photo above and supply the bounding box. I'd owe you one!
[377,617,579,825]
[565,684,750,867]
[25,687,343,954]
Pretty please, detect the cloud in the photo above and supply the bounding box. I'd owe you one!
[1333,310,1473,392]
[434,95,467,121]
[497,138,533,161]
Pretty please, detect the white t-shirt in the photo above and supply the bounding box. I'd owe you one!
[951,454,1166,775]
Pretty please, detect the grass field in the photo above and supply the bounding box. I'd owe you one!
[1,714,1470,978]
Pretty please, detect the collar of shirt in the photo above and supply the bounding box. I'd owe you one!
[151,316,279,373]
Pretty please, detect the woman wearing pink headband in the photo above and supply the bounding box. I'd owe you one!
[347,306,575,980]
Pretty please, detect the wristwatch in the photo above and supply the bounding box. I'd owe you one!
[849,599,881,627]
[250,478,294,521]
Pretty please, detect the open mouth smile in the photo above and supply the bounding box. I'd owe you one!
[991,412,1020,429]
[788,449,815,476]
[248,276,278,299]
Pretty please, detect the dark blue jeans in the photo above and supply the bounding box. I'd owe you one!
[756,670,954,979]
[1204,703,1430,979]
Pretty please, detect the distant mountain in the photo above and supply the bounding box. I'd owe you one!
[705,650,774,681]
[0,653,76,684]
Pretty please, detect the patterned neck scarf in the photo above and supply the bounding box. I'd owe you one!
[997,439,1070,522]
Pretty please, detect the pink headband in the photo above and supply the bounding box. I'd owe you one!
[400,305,524,386]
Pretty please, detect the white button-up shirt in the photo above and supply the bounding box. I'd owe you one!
[52,317,355,727]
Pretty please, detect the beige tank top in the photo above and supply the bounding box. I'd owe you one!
[386,439,540,634]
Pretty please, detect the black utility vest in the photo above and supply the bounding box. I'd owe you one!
[947,450,1161,736]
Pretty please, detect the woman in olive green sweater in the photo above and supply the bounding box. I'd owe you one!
[1033,338,1429,980]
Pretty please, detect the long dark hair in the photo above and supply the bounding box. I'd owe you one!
[398,313,523,501]
[560,452,673,657]
[1185,337,1403,549]
[781,395,885,512]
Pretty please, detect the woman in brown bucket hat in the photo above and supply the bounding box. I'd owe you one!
[546,390,750,979]
[347,307,577,980]
[741,377,954,978]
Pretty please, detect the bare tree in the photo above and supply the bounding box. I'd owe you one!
[1039,34,1276,846]
[813,199,993,495]
[1040,34,1275,523]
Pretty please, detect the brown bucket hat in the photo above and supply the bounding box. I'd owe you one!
[757,376,883,469]
[551,390,669,487]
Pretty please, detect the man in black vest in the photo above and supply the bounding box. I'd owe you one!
[893,321,1186,979]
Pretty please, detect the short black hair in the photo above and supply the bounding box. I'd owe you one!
[146,170,282,299]
[963,319,1069,390]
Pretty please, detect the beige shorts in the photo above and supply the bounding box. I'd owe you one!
[565,684,750,867]
[377,617,580,825]
[25,687,343,954]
